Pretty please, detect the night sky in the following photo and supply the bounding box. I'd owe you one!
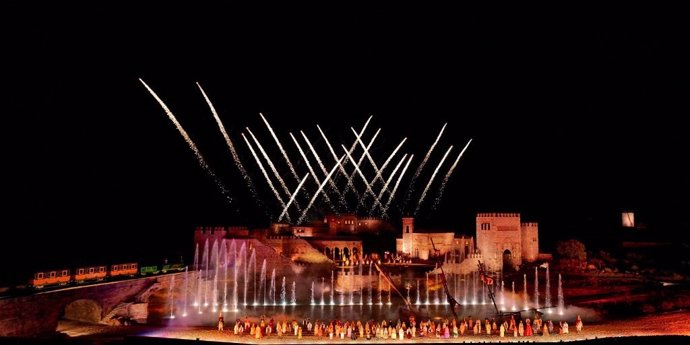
[5,3,689,282]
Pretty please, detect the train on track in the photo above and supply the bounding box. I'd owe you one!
[30,261,186,288]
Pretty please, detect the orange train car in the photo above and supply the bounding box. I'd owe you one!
[74,266,107,283]
[110,263,138,277]
[31,269,70,288]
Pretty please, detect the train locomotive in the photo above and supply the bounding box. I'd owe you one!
[30,261,184,288]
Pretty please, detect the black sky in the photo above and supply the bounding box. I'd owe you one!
[5,3,690,281]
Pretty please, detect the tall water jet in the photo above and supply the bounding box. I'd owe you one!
[523,274,528,309]
[387,281,392,305]
[291,281,296,305]
[378,273,383,305]
[350,266,355,305]
[258,260,267,306]
[434,273,440,304]
[221,240,228,311]
[140,79,232,204]
[359,263,363,305]
[340,268,345,306]
[193,244,199,307]
[330,271,335,305]
[432,139,472,210]
[168,275,176,319]
[558,273,564,315]
[472,271,477,304]
[414,145,454,216]
[280,276,287,306]
[231,241,239,310]
[534,267,540,309]
[510,280,517,311]
[269,269,276,305]
[368,263,373,305]
[320,277,325,305]
[545,266,551,312]
[463,273,468,304]
[211,240,219,312]
[183,266,188,317]
[203,239,209,308]
[416,279,421,305]
[247,249,255,306]
[311,281,316,305]
[425,272,430,304]
[500,280,505,309]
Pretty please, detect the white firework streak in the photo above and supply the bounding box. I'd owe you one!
[298,155,346,224]
[139,79,232,204]
[289,133,335,209]
[317,124,362,207]
[433,139,472,210]
[350,127,384,182]
[242,133,291,222]
[342,128,381,198]
[404,123,447,204]
[247,128,301,211]
[414,145,454,216]
[196,82,260,202]
[340,144,384,210]
[327,116,373,198]
[300,131,344,200]
[383,154,415,215]
[372,153,408,213]
[278,174,310,222]
[355,129,407,190]
[260,113,301,183]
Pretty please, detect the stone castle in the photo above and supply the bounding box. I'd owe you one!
[397,213,542,271]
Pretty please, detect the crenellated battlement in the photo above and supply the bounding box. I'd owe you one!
[521,222,538,227]
[194,226,229,234]
[476,212,520,218]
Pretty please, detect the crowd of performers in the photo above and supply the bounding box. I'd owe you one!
[216,313,585,339]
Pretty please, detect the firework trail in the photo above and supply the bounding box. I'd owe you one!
[301,131,345,202]
[298,155,345,224]
[242,133,290,222]
[278,174,309,222]
[289,133,335,210]
[259,113,300,183]
[139,79,232,204]
[247,128,301,211]
[342,128,381,198]
[317,124,361,208]
[414,145,454,216]
[383,154,414,215]
[433,139,472,210]
[196,82,261,204]
[403,123,447,207]
[372,153,408,213]
[341,144,384,210]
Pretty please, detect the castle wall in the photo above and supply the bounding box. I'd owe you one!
[476,213,523,270]
[307,239,362,261]
[520,222,539,263]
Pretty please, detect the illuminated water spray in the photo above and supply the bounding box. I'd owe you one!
[140,79,232,204]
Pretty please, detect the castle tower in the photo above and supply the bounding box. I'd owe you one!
[520,222,539,263]
[476,213,522,271]
[402,217,415,256]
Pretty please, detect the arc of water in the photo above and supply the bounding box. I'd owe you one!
[197,83,260,205]
[242,133,291,222]
[340,144,385,210]
[278,174,310,222]
[140,79,232,204]
[414,145,454,216]
[259,113,301,183]
[382,154,415,215]
[247,128,301,211]
[433,139,472,210]
[297,155,346,224]
[404,123,447,206]
[290,133,335,209]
